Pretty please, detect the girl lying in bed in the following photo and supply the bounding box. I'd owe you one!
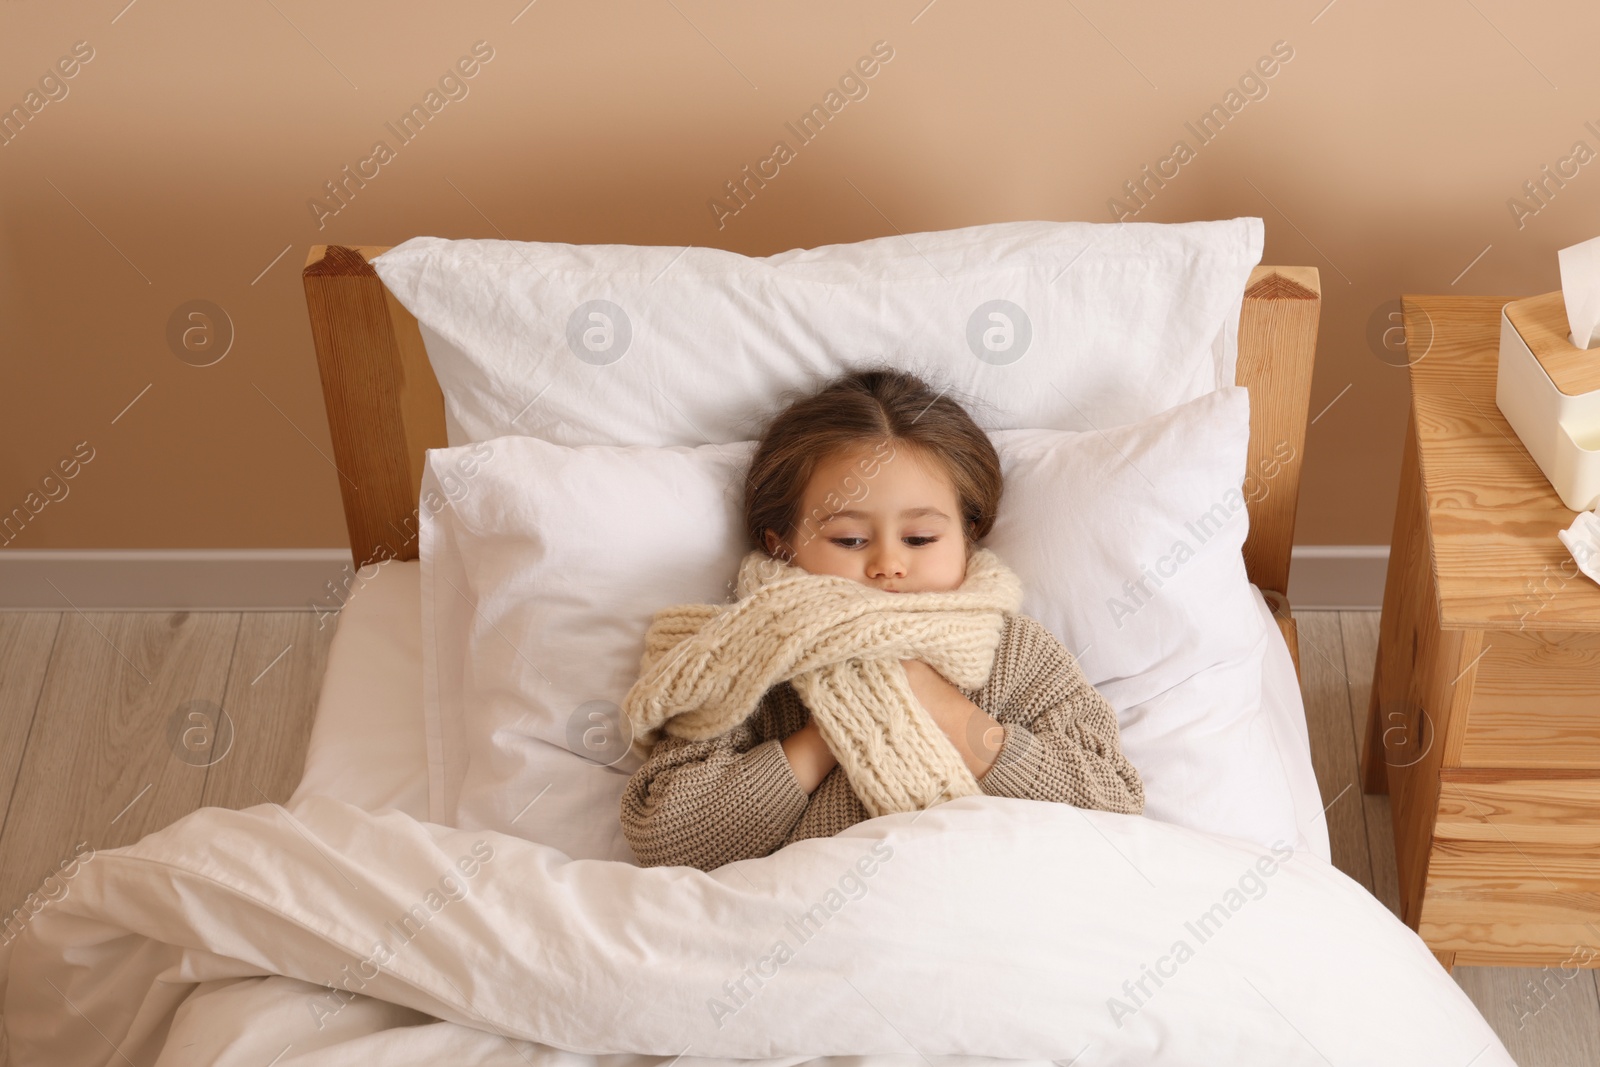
[618,367,1144,871]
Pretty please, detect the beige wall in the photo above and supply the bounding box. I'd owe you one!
[2,1,1597,551]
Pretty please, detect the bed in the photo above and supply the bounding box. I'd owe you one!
[0,222,1518,1066]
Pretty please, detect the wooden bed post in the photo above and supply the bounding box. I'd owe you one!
[302,245,446,570]
[301,248,1320,676]
[1238,265,1322,675]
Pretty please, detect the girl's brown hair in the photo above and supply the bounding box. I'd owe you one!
[743,366,1003,559]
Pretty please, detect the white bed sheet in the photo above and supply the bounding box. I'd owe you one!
[291,560,1332,864]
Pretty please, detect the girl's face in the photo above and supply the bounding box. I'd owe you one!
[764,442,971,593]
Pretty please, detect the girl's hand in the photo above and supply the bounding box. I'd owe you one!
[899,659,1005,778]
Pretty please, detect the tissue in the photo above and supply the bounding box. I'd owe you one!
[1558,235,1600,350]
[1559,508,1600,588]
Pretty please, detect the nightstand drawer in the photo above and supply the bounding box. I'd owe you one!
[1435,776,1600,841]
[1419,776,1600,965]
[1459,630,1600,769]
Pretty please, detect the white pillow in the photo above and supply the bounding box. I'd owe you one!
[375,218,1264,448]
[986,385,1262,710]
[420,385,1296,861]
[422,439,755,863]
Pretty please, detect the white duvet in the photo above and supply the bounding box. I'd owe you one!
[1,793,1511,1066]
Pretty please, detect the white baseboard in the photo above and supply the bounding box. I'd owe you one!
[0,544,1391,612]
[0,549,356,611]
[1286,545,1389,611]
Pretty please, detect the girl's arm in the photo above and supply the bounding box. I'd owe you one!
[909,616,1145,815]
[618,704,816,870]
[780,717,839,792]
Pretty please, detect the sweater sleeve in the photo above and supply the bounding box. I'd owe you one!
[975,614,1146,816]
[618,699,812,870]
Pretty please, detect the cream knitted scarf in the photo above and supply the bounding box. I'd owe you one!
[622,547,1024,818]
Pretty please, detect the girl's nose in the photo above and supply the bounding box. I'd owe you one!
[868,549,907,579]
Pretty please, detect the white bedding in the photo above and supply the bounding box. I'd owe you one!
[291,560,1332,865]
[1,565,1516,1065]
[2,792,1510,1066]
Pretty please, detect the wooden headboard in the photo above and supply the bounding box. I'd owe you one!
[302,246,1320,671]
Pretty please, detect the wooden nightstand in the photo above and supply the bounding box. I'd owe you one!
[1362,293,1600,972]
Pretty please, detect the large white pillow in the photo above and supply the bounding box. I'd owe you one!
[375,218,1264,448]
[420,385,1296,861]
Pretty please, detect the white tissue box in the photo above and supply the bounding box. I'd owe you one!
[1496,289,1600,512]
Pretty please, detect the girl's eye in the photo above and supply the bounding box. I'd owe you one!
[828,536,939,549]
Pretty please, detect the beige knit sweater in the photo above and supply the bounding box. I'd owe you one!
[619,612,1145,870]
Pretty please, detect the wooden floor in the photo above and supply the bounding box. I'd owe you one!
[0,607,1595,1062]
